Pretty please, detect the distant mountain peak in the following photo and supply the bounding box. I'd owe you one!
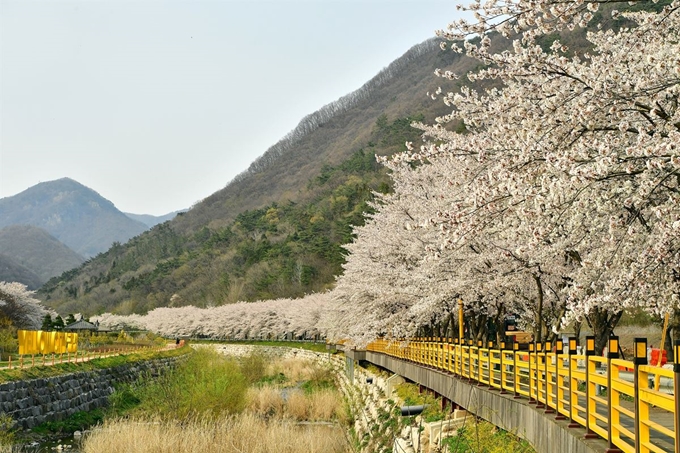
[0,178,147,257]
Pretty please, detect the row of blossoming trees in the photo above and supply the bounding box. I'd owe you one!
[94,293,333,341]
[333,0,680,355]
[53,0,680,355]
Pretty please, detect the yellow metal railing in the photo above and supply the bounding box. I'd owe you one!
[365,337,680,453]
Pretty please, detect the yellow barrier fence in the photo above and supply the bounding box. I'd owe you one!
[365,336,680,453]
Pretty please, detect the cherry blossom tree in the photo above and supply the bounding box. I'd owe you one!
[94,293,333,340]
[334,0,680,352]
[0,281,53,330]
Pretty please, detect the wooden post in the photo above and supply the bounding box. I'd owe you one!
[555,340,566,420]
[673,340,679,453]
[544,341,554,413]
[634,337,647,453]
[584,336,598,439]
[529,342,537,404]
[500,341,507,394]
[605,336,622,453]
[568,337,580,428]
[513,342,521,399]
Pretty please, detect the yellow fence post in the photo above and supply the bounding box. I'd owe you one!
[634,337,647,453]
[513,341,521,399]
[529,342,537,404]
[499,341,507,394]
[537,342,546,408]
[568,337,580,428]
[554,340,567,420]
[585,335,598,439]
[673,340,680,453]
[606,336,622,453]
[544,341,554,414]
[477,340,484,385]
[468,339,474,381]
[488,340,494,389]
[452,338,459,376]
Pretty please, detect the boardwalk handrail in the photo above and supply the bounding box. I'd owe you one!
[366,337,679,453]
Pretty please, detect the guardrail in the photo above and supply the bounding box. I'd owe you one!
[0,344,172,371]
[366,337,680,453]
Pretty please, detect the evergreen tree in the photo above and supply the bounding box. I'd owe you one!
[41,314,53,331]
[65,314,77,326]
[53,315,65,331]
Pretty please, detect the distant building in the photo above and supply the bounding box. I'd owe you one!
[64,318,99,333]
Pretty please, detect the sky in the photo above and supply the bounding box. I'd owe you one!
[1,0,464,216]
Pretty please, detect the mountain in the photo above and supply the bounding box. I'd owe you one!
[37,37,461,315]
[125,211,186,228]
[0,178,148,258]
[37,21,605,316]
[0,225,85,285]
[172,38,459,235]
[0,253,43,290]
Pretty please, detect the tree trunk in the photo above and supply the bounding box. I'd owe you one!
[533,274,544,344]
[588,308,622,360]
[669,308,680,362]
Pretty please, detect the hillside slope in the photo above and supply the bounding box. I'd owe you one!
[37,25,601,316]
[0,178,148,257]
[172,38,462,234]
[0,253,43,290]
[125,211,185,228]
[0,225,85,284]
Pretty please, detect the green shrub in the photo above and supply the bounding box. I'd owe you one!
[137,348,247,419]
[442,420,535,453]
[239,352,266,383]
[0,414,15,448]
[394,383,446,422]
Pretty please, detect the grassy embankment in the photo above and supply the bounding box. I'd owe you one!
[361,362,536,453]
[0,344,192,451]
[79,347,350,453]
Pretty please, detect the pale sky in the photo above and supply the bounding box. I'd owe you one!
[1,0,463,216]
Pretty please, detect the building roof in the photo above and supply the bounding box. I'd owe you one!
[64,319,98,331]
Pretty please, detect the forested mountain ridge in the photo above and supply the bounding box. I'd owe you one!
[39,117,425,315]
[37,37,469,315]
[170,38,461,234]
[37,19,608,316]
[0,225,85,286]
[125,211,186,228]
[0,253,43,290]
[0,178,148,257]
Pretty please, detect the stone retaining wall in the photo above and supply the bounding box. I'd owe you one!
[0,356,182,429]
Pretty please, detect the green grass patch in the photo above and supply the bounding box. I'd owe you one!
[0,345,192,383]
[442,420,535,453]
[395,383,447,422]
[133,347,247,419]
[256,372,287,386]
[31,409,104,436]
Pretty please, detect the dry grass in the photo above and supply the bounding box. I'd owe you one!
[247,387,344,422]
[247,385,285,417]
[309,389,343,421]
[285,390,310,420]
[81,414,349,453]
[265,357,316,382]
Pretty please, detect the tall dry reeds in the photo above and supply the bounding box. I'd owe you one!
[247,385,285,417]
[265,357,315,382]
[247,386,344,421]
[81,414,349,453]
